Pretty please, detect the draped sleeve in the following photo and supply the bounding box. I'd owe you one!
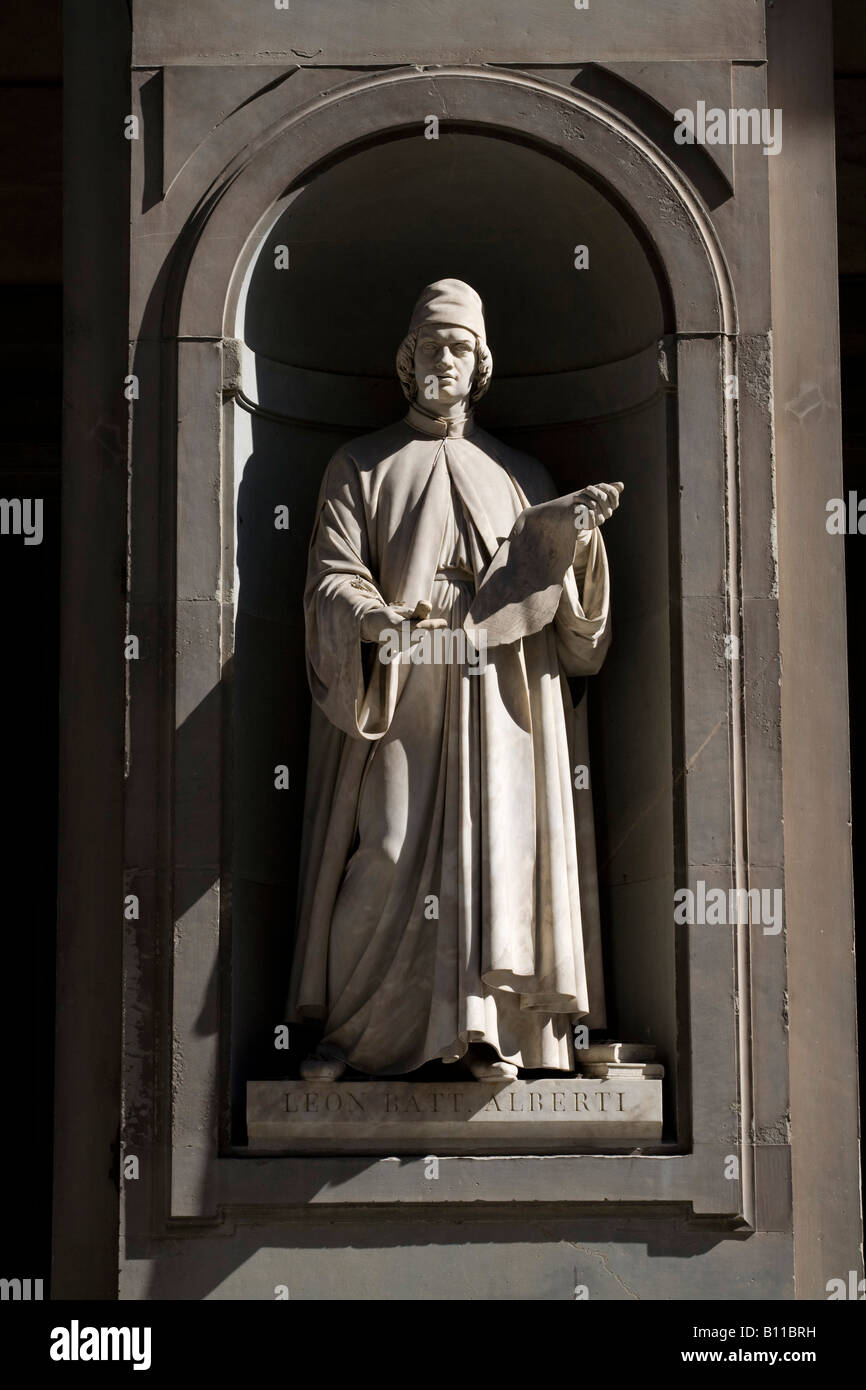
[304,448,395,740]
[553,526,612,676]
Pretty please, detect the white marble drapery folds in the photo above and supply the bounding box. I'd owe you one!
[286,404,611,1074]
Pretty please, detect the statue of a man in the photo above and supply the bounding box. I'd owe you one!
[286,279,622,1082]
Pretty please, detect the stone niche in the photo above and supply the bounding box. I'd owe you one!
[230,129,678,1152]
[114,23,802,1260]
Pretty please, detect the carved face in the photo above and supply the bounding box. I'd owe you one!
[413,324,477,408]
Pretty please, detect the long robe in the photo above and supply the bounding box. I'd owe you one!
[286,403,611,1075]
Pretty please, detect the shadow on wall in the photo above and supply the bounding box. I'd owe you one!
[135,1206,767,1300]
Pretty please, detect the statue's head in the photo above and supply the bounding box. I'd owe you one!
[396,279,493,409]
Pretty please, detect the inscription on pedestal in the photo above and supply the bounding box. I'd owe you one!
[247,1078,663,1153]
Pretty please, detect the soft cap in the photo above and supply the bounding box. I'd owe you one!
[408,279,486,340]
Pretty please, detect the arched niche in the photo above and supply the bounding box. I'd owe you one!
[167,67,750,1214]
[228,126,680,1128]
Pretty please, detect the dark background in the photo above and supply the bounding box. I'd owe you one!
[0,1,862,1290]
[0,2,62,1292]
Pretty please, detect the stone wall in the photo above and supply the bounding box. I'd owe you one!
[54,0,861,1300]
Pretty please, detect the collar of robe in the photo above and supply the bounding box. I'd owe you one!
[404,401,475,439]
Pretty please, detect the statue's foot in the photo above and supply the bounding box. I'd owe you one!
[299,1050,346,1082]
[467,1054,518,1082]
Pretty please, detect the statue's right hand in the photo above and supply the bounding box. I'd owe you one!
[360,605,407,643]
[360,603,446,644]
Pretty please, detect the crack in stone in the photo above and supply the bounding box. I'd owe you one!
[564,1240,641,1300]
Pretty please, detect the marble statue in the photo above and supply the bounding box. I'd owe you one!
[286,280,622,1082]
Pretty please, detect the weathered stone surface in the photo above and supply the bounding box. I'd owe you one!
[132,0,766,66]
[247,1079,663,1152]
[768,0,860,1295]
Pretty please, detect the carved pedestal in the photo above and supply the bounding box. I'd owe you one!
[246,1077,664,1154]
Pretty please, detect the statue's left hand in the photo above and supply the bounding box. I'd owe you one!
[571,481,624,531]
